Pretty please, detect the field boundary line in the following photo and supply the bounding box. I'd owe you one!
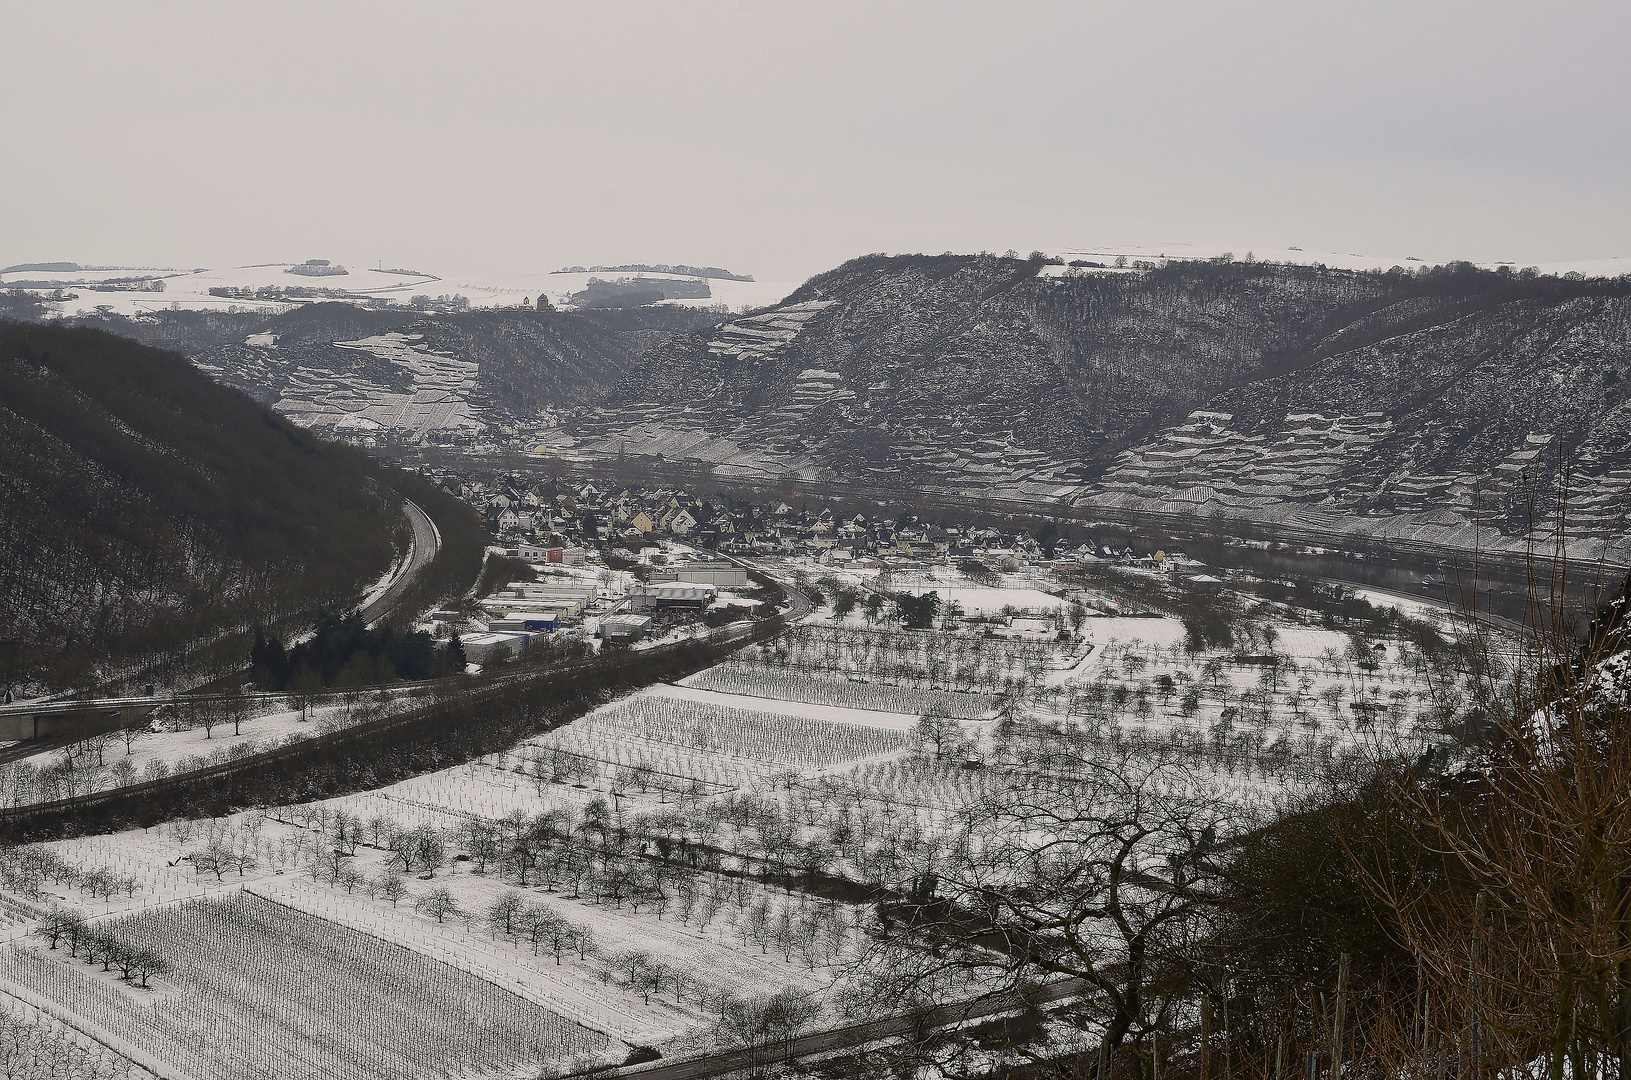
[0,966,195,1080]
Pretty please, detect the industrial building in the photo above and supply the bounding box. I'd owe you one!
[626,583,718,612]
[648,561,748,587]
[479,580,599,624]
[486,613,558,633]
[498,545,592,566]
[460,631,538,663]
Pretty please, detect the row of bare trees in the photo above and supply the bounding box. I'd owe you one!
[35,907,169,988]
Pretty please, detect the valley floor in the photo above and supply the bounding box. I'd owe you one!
[0,560,1477,1079]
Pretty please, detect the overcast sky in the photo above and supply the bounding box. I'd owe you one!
[4,2,1627,283]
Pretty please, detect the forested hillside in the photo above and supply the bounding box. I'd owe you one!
[86,302,719,442]
[577,255,1631,558]
[0,322,406,694]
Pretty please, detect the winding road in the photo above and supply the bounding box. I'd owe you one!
[600,978,1090,1080]
[359,498,441,626]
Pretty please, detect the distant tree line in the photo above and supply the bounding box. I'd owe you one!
[568,277,712,308]
[559,263,754,282]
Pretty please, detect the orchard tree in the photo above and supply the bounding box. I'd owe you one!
[486,891,524,941]
[416,886,462,923]
[913,713,962,762]
[130,949,170,988]
[378,871,408,907]
[413,824,447,878]
[188,840,233,882]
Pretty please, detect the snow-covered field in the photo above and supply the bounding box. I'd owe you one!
[893,583,1066,616]
[0,890,606,1080]
[6,261,799,318]
[0,693,422,809]
[3,262,444,317]
[12,247,1625,322]
[0,570,1475,1075]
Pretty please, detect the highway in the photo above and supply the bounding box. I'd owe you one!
[599,978,1089,1080]
[359,498,440,627]
[1330,578,1533,640]
[0,578,806,822]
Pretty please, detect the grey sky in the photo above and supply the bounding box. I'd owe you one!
[4,1,1627,282]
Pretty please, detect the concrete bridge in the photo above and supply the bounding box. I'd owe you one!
[0,696,167,745]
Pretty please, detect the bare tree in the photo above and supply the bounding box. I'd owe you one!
[378,871,408,907]
[222,682,250,736]
[416,886,462,923]
[412,824,446,878]
[117,708,147,756]
[1356,574,1631,1080]
[486,891,524,942]
[913,713,961,762]
[848,729,1229,1077]
[188,839,233,882]
[287,667,323,722]
[130,948,170,988]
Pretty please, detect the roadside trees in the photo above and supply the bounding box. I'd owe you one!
[116,709,147,756]
[287,667,323,722]
[716,990,822,1075]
